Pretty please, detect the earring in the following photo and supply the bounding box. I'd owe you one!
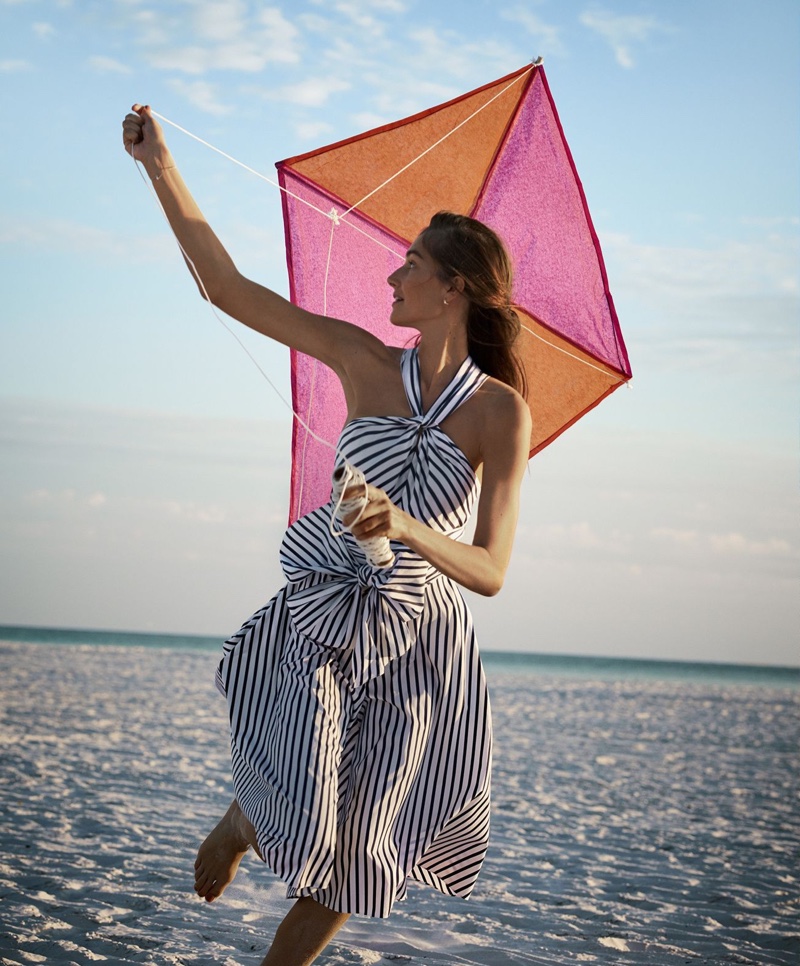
[443,299,449,305]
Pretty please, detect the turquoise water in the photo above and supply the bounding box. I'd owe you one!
[1,623,797,688]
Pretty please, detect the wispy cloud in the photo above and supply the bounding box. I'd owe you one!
[0,59,32,71]
[651,527,795,569]
[32,21,55,38]
[264,77,351,108]
[143,3,301,74]
[167,78,233,115]
[88,54,132,74]
[603,231,800,371]
[311,0,408,36]
[96,0,523,129]
[405,27,515,84]
[24,488,108,509]
[0,214,176,262]
[606,232,799,303]
[580,7,670,68]
[293,120,335,143]
[708,532,792,557]
[502,6,565,57]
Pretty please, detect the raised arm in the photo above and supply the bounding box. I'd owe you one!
[121,104,378,376]
[349,385,532,596]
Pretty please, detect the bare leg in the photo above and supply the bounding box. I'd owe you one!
[260,897,350,966]
[194,799,260,902]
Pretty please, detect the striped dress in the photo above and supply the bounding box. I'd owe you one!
[216,347,492,917]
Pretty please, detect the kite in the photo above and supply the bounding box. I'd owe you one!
[277,61,631,523]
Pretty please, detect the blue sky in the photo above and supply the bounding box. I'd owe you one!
[1,0,798,665]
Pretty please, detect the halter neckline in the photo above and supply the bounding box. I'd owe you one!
[401,347,487,425]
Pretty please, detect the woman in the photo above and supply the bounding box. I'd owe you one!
[122,104,531,966]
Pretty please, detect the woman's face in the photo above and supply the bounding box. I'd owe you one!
[387,235,449,328]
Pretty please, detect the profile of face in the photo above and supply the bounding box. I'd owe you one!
[387,236,451,328]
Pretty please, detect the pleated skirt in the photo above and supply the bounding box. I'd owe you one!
[216,577,492,918]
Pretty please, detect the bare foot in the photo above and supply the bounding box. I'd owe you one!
[194,799,253,902]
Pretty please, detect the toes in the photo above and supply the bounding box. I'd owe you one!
[194,863,214,896]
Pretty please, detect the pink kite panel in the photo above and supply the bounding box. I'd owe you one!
[278,169,417,522]
[474,72,630,376]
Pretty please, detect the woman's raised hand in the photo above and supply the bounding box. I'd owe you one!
[121,104,174,178]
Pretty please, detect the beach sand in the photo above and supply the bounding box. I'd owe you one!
[0,640,797,965]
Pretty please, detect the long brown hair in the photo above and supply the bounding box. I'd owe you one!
[421,211,526,398]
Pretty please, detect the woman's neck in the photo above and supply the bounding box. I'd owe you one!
[416,326,470,397]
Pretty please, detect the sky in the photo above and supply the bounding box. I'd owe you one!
[1,0,798,666]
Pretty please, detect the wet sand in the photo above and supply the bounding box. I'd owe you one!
[1,640,798,964]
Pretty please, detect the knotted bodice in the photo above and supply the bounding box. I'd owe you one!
[280,348,487,687]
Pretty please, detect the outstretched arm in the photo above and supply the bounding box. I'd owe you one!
[348,387,531,596]
[121,105,378,376]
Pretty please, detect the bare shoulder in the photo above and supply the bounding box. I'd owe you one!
[468,378,530,476]
[478,377,531,437]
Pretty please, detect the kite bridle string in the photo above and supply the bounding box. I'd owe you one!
[518,321,622,379]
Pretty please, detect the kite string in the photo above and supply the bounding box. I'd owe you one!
[150,111,324,219]
[130,149,342,461]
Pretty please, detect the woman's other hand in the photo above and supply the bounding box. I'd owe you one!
[344,485,410,545]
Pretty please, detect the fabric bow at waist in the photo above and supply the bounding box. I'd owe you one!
[281,547,432,689]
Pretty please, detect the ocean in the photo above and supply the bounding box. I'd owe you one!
[1,623,797,688]
[1,626,798,964]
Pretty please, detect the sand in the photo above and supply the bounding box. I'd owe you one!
[0,640,798,965]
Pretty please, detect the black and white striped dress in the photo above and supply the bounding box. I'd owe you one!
[216,347,492,917]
